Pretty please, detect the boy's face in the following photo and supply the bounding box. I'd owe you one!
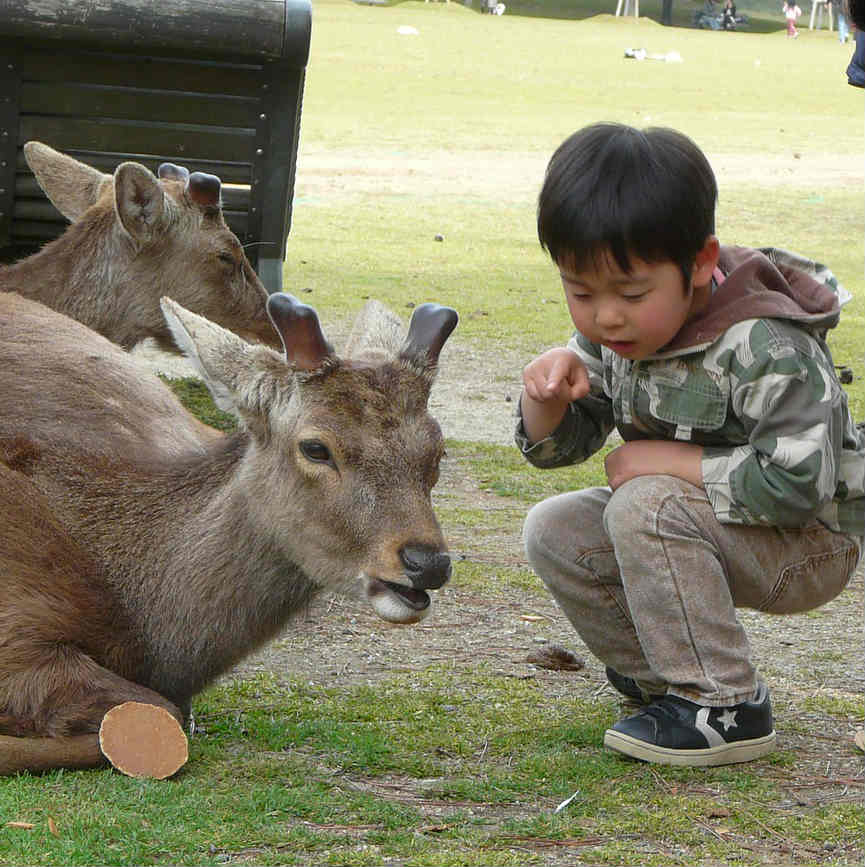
[557,246,716,360]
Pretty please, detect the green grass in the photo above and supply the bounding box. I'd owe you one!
[3,671,859,864]
[446,440,613,500]
[2,3,862,865]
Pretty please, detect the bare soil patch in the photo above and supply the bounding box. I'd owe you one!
[294,147,864,202]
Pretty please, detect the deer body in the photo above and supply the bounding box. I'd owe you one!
[0,143,277,351]
[0,291,458,775]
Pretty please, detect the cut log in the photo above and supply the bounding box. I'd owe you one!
[98,702,188,779]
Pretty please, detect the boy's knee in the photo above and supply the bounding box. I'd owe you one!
[523,492,588,574]
[522,497,557,564]
[524,488,612,573]
[603,474,700,539]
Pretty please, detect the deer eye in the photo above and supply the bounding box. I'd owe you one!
[299,439,332,465]
[218,251,236,268]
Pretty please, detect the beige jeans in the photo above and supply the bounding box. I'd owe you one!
[523,475,862,706]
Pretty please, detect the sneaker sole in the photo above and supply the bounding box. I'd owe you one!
[603,728,777,767]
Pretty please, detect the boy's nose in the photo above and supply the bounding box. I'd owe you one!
[595,300,625,328]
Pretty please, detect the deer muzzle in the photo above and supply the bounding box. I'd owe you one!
[399,545,452,590]
[362,547,451,625]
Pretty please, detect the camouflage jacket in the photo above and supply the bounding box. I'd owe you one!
[516,246,865,537]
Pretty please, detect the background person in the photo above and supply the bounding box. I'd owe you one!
[833,0,850,42]
[783,1,802,37]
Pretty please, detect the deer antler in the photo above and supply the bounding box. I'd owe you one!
[157,163,190,184]
[400,304,459,367]
[266,294,334,371]
[187,172,222,207]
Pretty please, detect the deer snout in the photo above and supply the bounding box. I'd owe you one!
[399,545,452,590]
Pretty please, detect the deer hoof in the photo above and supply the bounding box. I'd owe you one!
[99,701,189,779]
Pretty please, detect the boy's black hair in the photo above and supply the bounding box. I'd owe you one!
[537,123,717,290]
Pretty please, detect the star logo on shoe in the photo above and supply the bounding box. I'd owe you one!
[717,708,738,732]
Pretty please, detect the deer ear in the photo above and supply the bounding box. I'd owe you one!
[159,297,253,415]
[24,141,112,222]
[114,162,166,242]
[342,299,405,361]
[399,303,459,368]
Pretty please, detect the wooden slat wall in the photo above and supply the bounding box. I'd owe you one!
[0,0,290,61]
[0,0,310,285]
[14,51,267,98]
[4,41,268,253]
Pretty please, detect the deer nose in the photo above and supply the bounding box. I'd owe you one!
[399,545,452,590]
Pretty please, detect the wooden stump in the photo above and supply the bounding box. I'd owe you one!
[99,702,188,779]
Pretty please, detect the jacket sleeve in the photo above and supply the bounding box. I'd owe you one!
[701,323,844,527]
[515,333,615,468]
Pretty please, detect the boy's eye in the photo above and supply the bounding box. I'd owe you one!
[623,293,647,302]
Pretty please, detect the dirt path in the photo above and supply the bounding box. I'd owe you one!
[294,147,864,202]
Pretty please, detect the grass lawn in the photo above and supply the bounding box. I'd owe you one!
[1,3,862,865]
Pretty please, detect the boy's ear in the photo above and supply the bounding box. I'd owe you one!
[692,235,721,288]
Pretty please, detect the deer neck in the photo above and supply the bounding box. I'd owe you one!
[0,216,135,341]
[80,434,317,704]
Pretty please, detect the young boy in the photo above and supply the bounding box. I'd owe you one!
[517,123,864,767]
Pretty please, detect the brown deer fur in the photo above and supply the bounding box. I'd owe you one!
[0,291,457,774]
[0,142,277,351]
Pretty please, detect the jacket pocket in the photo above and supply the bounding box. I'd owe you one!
[639,360,730,435]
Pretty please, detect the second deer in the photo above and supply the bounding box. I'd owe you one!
[1,142,278,351]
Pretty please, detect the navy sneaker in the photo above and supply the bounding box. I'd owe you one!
[604,683,776,766]
[605,667,665,704]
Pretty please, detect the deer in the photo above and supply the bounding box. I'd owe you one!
[0,289,458,776]
[0,142,278,351]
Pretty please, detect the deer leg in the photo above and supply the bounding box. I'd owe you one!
[12,644,182,736]
[0,643,184,776]
[0,733,105,775]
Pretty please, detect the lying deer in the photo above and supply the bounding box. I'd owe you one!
[0,142,277,351]
[0,290,458,776]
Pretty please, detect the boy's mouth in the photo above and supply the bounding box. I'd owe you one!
[604,340,637,355]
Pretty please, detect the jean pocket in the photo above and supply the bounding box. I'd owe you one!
[759,540,860,614]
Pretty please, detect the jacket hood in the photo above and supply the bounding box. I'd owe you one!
[656,245,848,357]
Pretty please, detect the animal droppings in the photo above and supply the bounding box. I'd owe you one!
[525,643,585,671]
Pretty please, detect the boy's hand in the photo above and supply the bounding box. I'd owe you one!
[522,348,590,404]
[520,348,590,444]
[605,440,705,491]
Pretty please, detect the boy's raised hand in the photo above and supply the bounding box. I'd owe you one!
[520,348,590,444]
[522,347,590,403]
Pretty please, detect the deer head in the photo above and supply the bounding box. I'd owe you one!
[160,294,459,624]
[21,142,278,351]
